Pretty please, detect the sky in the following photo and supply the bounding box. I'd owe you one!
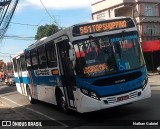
[0,0,100,62]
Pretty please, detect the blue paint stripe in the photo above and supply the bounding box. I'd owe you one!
[76,67,147,97]
[29,70,59,86]
[15,77,30,84]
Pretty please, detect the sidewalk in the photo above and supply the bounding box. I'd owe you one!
[148,72,160,86]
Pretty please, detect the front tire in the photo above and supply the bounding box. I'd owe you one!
[27,87,36,104]
[57,91,70,114]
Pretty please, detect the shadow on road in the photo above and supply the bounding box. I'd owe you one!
[0,85,16,95]
[0,85,159,128]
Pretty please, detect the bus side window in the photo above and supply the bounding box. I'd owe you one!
[46,42,57,68]
[37,46,47,69]
[20,55,27,71]
[26,52,32,70]
[13,58,18,72]
[30,49,38,70]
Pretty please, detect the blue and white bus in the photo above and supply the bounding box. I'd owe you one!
[12,50,29,96]
[12,17,151,113]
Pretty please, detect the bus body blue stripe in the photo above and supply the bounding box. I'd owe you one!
[28,70,59,86]
[15,77,30,84]
[15,67,146,97]
[75,67,146,97]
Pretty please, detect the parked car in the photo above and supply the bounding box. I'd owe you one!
[5,74,15,86]
[157,66,160,74]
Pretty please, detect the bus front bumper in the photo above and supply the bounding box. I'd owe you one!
[76,84,151,113]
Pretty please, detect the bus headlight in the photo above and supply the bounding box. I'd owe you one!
[81,88,89,95]
[142,76,148,90]
[80,88,99,100]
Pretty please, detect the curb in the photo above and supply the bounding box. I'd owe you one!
[151,85,160,87]
[148,73,159,76]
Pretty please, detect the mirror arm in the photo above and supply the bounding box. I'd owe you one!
[69,42,73,49]
[72,60,76,69]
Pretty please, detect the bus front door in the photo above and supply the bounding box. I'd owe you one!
[57,41,76,109]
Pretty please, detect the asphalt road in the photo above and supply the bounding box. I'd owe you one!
[0,82,159,129]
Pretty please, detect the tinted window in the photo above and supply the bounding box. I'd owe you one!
[46,42,57,67]
[26,52,32,70]
[20,55,26,71]
[31,49,38,70]
[37,46,47,69]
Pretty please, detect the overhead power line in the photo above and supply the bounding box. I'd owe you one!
[10,22,39,27]
[0,51,14,55]
[3,35,35,41]
[4,35,35,38]
[0,0,19,40]
[0,55,11,57]
[0,52,12,55]
[39,0,60,28]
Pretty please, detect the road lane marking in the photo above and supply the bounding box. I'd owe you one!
[1,97,69,127]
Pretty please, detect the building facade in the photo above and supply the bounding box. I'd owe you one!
[91,0,160,42]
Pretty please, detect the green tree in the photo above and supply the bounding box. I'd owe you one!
[35,24,58,40]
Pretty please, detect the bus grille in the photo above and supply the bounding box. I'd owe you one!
[93,71,142,86]
[103,91,138,104]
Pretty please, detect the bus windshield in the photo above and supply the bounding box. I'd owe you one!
[74,31,144,77]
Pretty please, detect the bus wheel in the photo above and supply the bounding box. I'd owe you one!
[27,87,36,104]
[58,92,70,114]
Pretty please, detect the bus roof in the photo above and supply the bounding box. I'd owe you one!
[12,50,25,58]
[73,16,131,26]
[28,16,134,50]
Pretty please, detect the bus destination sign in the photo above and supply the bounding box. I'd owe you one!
[72,18,135,36]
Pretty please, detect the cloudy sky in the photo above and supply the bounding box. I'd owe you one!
[21,0,98,10]
[0,0,99,62]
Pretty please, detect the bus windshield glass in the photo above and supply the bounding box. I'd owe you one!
[74,31,144,77]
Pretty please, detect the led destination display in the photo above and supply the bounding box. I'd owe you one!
[72,18,135,36]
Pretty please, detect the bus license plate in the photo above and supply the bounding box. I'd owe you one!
[117,95,129,102]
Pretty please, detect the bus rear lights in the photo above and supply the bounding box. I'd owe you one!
[80,88,99,100]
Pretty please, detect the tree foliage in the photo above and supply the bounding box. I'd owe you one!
[35,24,58,40]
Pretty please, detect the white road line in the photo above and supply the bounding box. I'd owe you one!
[1,97,69,127]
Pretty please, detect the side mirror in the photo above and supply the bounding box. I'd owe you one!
[121,31,125,41]
[69,49,76,61]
